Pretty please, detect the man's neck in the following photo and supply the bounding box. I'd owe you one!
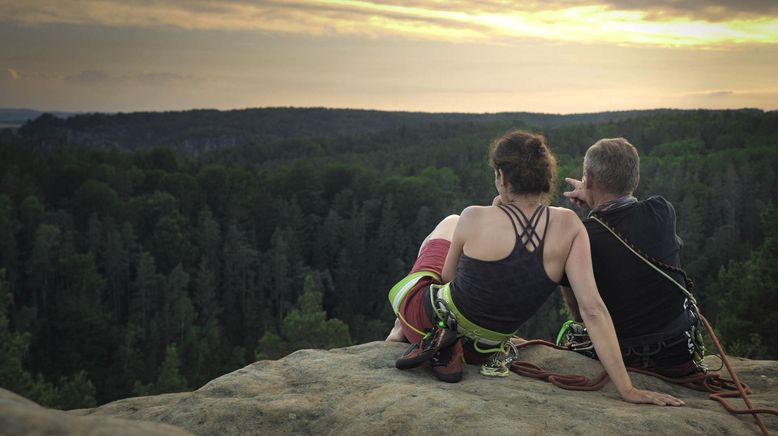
[590,191,625,210]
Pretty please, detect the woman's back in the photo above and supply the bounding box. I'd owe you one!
[448,203,581,333]
[455,203,580,283]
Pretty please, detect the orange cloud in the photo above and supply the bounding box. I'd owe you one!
[1,0,776,47]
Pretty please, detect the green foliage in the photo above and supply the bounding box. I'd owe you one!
[256,274,352,360]
[156,345,189,393]
[133,344,188,396]
[57,370,97,410]
[1,107,777,406]
[0,270,96,409]
[0,270,35,396]
[713,204,778,359]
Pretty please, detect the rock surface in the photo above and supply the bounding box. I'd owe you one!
[0,387,191,436]
[4,341,777,435]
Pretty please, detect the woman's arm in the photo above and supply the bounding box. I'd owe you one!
[560,286,583,322]
[565,217,683,406]
[441,207,475,283]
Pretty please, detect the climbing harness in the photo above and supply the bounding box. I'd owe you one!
[430,283,516,355]
[388,270,441,336]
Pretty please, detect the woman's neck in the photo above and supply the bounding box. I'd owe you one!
[504,193,542,209]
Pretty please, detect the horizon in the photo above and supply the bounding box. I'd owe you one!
[2,1,777,113]
[2,105,774,118]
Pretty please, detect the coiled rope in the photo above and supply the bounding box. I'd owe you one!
[507,315,776,435]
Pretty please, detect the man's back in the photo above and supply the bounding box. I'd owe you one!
[583,195,686,339]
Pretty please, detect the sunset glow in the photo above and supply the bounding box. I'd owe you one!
[1,0,776,113]
[3,0,777,46]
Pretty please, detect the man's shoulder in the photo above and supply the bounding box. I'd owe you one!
[639,195,675,211]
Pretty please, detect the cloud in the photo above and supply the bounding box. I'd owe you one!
[599,0,778,21]
[0,0,776,47]
[6,68,19,80]
[136,72,193,86]
[703,90,735,97]
[63,70,199,86]
[64,70,112,84]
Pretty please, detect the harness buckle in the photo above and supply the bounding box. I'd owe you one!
[433,290,458,331]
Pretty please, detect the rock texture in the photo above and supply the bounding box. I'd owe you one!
[0,387,191,436]
[4,341,777,435]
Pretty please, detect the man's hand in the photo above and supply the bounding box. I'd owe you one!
[563,177,588,209]
[620,387,685,407]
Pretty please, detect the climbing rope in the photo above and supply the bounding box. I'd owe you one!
[505,315,776,435]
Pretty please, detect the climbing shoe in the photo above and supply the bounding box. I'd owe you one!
[395,327,458,370]
[430,339,463,383]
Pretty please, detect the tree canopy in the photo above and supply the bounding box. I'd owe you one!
[0,107,775,408]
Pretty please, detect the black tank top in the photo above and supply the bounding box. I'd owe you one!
[449,204,558,334]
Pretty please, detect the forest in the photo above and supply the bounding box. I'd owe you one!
[0,107,776,409]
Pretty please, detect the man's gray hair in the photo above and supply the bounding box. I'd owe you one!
[584,138,640,196]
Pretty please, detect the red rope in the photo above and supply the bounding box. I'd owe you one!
[508,319,776,435]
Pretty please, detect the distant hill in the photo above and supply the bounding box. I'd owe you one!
[0,108,79,129]
[13,107,681,155]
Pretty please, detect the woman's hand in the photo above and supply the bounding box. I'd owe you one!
[619,387,685,406]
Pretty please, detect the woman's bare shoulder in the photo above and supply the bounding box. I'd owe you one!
[547,206,581,222]
[460,205,496,219]
[547,206,585,236]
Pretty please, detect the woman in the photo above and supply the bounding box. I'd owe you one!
[386,130,682,406]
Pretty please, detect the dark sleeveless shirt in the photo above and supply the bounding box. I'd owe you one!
[560,196,686,339]
[449,204,558,334]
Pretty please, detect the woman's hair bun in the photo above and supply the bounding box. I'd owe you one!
[489,130,557,197]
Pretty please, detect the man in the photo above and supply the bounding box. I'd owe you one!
[561,137,702,376]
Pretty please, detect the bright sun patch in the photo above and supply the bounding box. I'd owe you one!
[317,0,778,46]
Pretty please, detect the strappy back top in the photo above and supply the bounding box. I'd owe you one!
[449,204,558,334]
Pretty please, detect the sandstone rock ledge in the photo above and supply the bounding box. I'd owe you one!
[5,341,778,435]
[0,387,190,436]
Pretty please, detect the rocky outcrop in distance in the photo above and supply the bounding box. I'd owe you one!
[3,341,777,435]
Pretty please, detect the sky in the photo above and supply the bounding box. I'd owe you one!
[1,0,777,114]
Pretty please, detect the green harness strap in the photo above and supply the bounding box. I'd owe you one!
[388,270,440,314]
[435,283,516,354]
[388,271,516,354]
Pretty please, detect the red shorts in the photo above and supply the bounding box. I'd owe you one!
[397,238,492,365]
[398,239,449,344]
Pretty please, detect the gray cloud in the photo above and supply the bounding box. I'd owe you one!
[4,0,776,29]
[347,0,778,20]
[64,70,112,84]
[0,0,774,50]
[136,72,193,86]
[63,70,198,86]
[598,0,778,20]
[705,90,735,97]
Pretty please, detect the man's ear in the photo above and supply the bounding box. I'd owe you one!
[584,169,593,189]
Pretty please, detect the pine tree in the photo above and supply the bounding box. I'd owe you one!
[27,224,61,310]
[155,344,189,394]
[255,274,351,360]
[715,204,778,359]
[0,269,35,396]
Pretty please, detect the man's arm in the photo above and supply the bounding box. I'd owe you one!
[561,286,583,322]
[563,177,591,209]
[564,216,683,406]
